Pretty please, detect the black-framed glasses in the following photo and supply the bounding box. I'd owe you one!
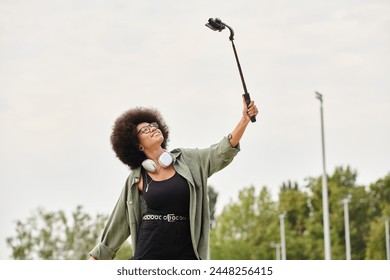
[138,122,159,134]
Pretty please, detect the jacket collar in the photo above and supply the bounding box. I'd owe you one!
[171,148,197,188]
[129,148,197,189]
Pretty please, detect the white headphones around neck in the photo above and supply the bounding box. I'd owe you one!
[141,151,173,173]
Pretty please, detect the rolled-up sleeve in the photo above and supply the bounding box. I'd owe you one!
[89,242,116,260]
[217,136,241,159]
[210,136,240,174]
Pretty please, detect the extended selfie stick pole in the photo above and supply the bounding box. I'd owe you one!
[205,18,256,123]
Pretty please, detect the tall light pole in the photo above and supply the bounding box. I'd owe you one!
[279,211,287,260]
[270,242,281,260]
[341,194,352,260]
[383,216,390,260]
[315,91,332,260]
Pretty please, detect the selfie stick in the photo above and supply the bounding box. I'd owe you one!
[205,18,256,123]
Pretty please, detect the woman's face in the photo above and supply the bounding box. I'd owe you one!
[136,122,164,149]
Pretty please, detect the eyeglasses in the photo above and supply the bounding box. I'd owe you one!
[138,122,159,134]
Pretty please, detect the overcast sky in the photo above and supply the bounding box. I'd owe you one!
[0,0,389,259]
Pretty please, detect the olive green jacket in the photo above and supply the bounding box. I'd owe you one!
[89,136,240,260]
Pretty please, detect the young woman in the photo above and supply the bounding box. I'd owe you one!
[89,97,258,260]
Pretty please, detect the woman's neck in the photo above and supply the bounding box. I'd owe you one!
[144,146,165,164]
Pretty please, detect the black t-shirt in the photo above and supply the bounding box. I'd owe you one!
[141,169,190,216]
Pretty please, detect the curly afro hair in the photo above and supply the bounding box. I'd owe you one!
[110,107,170,169]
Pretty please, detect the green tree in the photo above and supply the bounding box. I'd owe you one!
[250,187,279,260]
[210,186,278,259]
[208,185,218,229]
[368,173,390,217]
[365,216,388,259]
[7,205,108,259]
[210,166,390,260]
[278,181,310,259]
[365,174,390,259]
[304,175,326,259]
[305,166,372,259]
[114,241,132,260]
